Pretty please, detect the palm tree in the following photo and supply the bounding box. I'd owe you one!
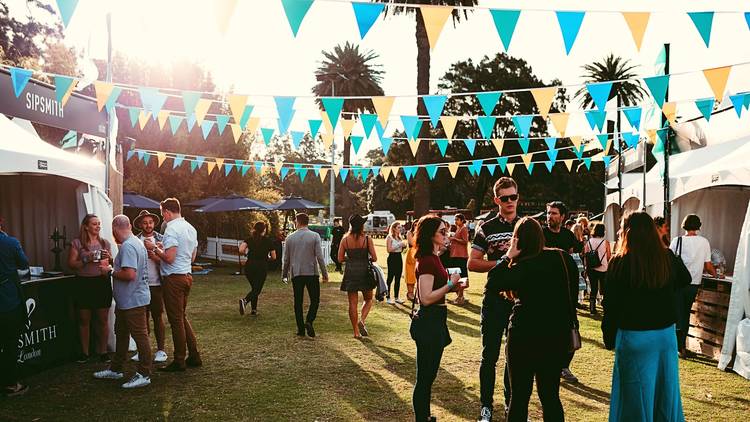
[575,54,647,208]
[312,42,384,218]
[378,0,477,217]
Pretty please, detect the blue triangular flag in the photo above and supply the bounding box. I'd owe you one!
[321,97,344,129]
[423,95,447,128]
[10,67,33,97]
[544,137,557,151]
[261,128,275,146]
[280,167,289,181]
[526,162,535,174]
[201,121,214,140]
[380,137,393,156]
[239,105,254,129]
[374,121,386,139]
[168,116,183,135]
[688,12,714,47]
[486,164,497,175]
[401,115,422,141]
[489,9,521,51]
[602,156,612,168]
[128,108,139,127]
[586,81,613,111]
[54,75,76,104]
[574,145,585,159]
[291,131,305,149]
[729,94,746,118]
[746,12,750,31]
[186,114,197,132]
[350,135,364,154]
[136,150,144,161]
[126,150,135,161]
[597,134,610,150]
[241,164,251,176]
[351,2,384,39]
[583,157,592,170]
[143,154,151,166]
[190,160,199,173]
[464,139,477,156]
[360,114,378,138]
[182,91,201,115]
[351,166,362,180]
[435,139,449,157]
[403,166,418,181]
[312,164,322,176]
[744,93,750,110]
[234,160,244,172]
[55,0,79,27]
[622,107,642,131]
[475,92,501,116]
[425,164,438,180]
[556,11,586,55]
[281,0,315,37]
[585,110,607,132]
[496,157,508,173]
[512,115,533,137]
[644,75,670,108]
[476,116,496,139]
[173,154,185,169]
[298,168,308,182]
[544,160,554,172]
[360,167,369,182]
[215,115,230,135]
[138,87,167,118]
[254,161,263,173]
[225,164,233,176]
[60,130,77,149]
[622,132,640,149]
[695,98,715,121]
[308,119,323,139]
[470,159,483,176]
[339,168,349,182]
[274,96,296,135]
[371,166,380,178]
[546,149,558,162]
[104,86,122,113]
[518,137,530,154]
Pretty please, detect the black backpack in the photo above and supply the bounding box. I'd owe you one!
[584,239,605,269]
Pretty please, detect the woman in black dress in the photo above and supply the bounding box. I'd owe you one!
[238,221,276,316]
[338,214,378,338]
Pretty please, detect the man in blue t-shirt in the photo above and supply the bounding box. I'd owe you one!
[93,215,152,389]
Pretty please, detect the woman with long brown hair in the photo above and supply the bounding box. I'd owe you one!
[68,214,113,363]
[338,214,378,338]
[603,211,691,421]
[238,221,276,316]
[487,217,578,422]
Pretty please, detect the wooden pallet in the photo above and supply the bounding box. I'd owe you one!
[686,278,732,360]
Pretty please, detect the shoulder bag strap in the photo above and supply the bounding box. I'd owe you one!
[676,236,683,257]
[558,251,577,328]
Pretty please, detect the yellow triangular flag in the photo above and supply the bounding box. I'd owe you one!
[94,81,114,111]
[549,113,570,137]
[507,162,516,175]
[60,79,78,107]
[563,159,573,171]
[372,97,395,128]
[245,117,261,137]
[341,119,355,139]
[447,162,460,178]
[491,139,505,156]
[440,116,458,139]
[228,94,248,124]
[332,164,341,177]
[213,0,238,34]
[381,166,392,182]
[194,98,212,125]
[207,162,216,175]
[521,153,532,168]
[622,12,650,51]
[215,158,225,169]
[647,129,657,144]
[408,139,420,157]
[703,66,732,102]
[157,110,170,130]
[420,5,453,50]
[319,168,329,182]
[570,136,582,149]
[138,111,151,129]
[274,162,284,175]
[662,102,677,125]
[530,87,557,119]
[320,110,334,134]
[230,124,242,143]
[321,132,334,150]
[156,152,167,168]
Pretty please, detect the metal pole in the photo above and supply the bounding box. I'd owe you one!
[617,97,622,207]
[642,135,647,210]
[662,44,671,222]
[104,12,113,196]
[329,82,335,221]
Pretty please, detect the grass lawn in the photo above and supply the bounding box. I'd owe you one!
[4,238,749,421]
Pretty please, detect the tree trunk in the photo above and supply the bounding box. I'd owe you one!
[472,171,489,217]
[339,138,352,223]
[413,8,431,218]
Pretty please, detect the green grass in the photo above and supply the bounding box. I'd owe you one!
[4,239,749,421]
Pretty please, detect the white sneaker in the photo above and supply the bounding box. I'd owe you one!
[131,353,139,362]
[386,298,395,305]
[395,298,405,305]
[122,372,151,389]
[93,369,124,380]
[154,350,168,362]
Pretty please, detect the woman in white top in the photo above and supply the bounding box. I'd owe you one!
[583,223,611,315]
[385,222,407,304]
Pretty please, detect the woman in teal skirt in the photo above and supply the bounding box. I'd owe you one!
[603,212,692,422]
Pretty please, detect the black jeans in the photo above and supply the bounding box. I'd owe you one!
[244,260,268,311]
[411,306,450,422]
[588,270,606,312]
[292,276,320,333]
[0,304,25,387]
[331,243,341,271]
[387,252,403,298]
[506,331,567,422]
[676,284,699,350]
[480,297,514,409]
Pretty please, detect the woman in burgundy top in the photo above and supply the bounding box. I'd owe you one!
[410,215,461,422]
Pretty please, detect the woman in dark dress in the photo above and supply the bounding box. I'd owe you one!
[238,221,276,316]
[338,214,378,338]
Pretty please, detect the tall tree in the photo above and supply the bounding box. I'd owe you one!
[379,0,477,217]
[0,1,62,65]
[312,42,384,219]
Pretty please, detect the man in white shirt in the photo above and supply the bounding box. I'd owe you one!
[152,198,201,372]
[669,214,718,358]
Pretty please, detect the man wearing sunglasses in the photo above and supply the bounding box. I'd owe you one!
[469,177,521,422]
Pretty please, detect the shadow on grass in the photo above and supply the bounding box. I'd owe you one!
[581,335,606,350]
[561,381,611,405]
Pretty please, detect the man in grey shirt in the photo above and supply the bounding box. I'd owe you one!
[282,213,328,337]
[94,215,152,389]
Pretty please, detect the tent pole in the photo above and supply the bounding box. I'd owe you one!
[662,43,672,227]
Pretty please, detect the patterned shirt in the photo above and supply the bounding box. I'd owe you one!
[471,214,521,262]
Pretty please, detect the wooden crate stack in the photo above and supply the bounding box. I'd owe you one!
[687,278,732,360]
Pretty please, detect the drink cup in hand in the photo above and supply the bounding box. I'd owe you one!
[449,272,461,286]
[143,239,155,250]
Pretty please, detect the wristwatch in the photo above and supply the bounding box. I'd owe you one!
[495,254,510,268]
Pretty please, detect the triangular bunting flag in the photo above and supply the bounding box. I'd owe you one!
[280,167,289,181]
[583,157,592,170]
[194,98,212,125]
[688,11,714,47]
[622,107,642,131]
[213,0,238,34]
[156,152,167,168]
[309,119,323,139]
[261,127,275,145]
[489,9,521,51]
[381,166,392,182]
[491,139,505,156]
[729,93,746,118]
[182,91,201,116]
[173,154,185,169]
[521,153,532,168]
[486,163,497,175]
[351,2,384,39]
[544,137,557,151]
[475,92,501,116]
[225,163,233,176]
[408,139,420,157]
[216,115,230,135]
[10,67,33,97]
[401,115,423,141]
[476,116,496,139]
[138,87,167,118]
[54,76,77,107]
[544,160,554,172]
[360,114,377,138]
[241,164,251,176]
[298,168,308,182]
[703,66,731,102]
[157,110,170,130]
[341,119,356,139]
[563,159,573,171]
[439,116,458,139]
[186,114,197,132]
[228,94,248,125]
[549,113,569,137]
[351,135,364,154]
[201,121,214,140]
[425,164,439,180]
[662,102,677,125]
[230,124,242,143]
[447,162,460,178]
[464,139,477,156]
[420,5,453,50]
[506,162,516,175]
[55,0,79,28]
[291,131,305,149]
[128,107,139,127]
[94,81,115,111]
[643,75,670,108]
[168,115,183,135]
[570,135,582,149]
[518,138,531,154]
[546,148,559,162]
[321,132,334,150]
[555,11,586,55]
[695,98,715,121]
[602,156,612,168]
[512,115,533,138]
[435,139,449,157]
[372,96,395,127]
[281,0,315,37]
[239,105,254,129]
[585,110,607,132]
[319,168,329,182]
[622,132,640,149]
[404,166,419,181]
[423,95,447,128]
[622,12,650,51]
[321,97,345,130]
[246,117,260,135]
[274,96,296,134]
[470,159,483,176]
[142,153,151,166]
[586,81,613,111]
[339,168,349,182]
[596,134,609,150]
[312,164,321,176]
[530,87,557,119]
[380,137,393,156]
[573,145,585,159]
[138,111,151,130]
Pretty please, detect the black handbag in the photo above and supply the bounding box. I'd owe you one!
[559,251,582,352]
[365,236,378,289]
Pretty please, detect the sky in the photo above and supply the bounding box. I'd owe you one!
[7,0,750,161]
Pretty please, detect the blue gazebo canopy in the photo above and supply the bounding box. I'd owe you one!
[273,196,325,211]
[194,195,274,213]
[123,192,160,209]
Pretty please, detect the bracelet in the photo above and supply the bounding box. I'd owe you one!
[447,280,454,290]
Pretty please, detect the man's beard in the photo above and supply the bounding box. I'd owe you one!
[142,228,154,236]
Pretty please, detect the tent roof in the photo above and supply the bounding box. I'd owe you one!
[0,114,105,188]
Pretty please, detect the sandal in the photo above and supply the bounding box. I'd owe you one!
[358,321,369,337]
[4,383,29,397]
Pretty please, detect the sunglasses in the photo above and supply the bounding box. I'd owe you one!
[498,194,519,203]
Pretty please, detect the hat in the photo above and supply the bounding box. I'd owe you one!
[349,214,366,226]
[133,210,161,229]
